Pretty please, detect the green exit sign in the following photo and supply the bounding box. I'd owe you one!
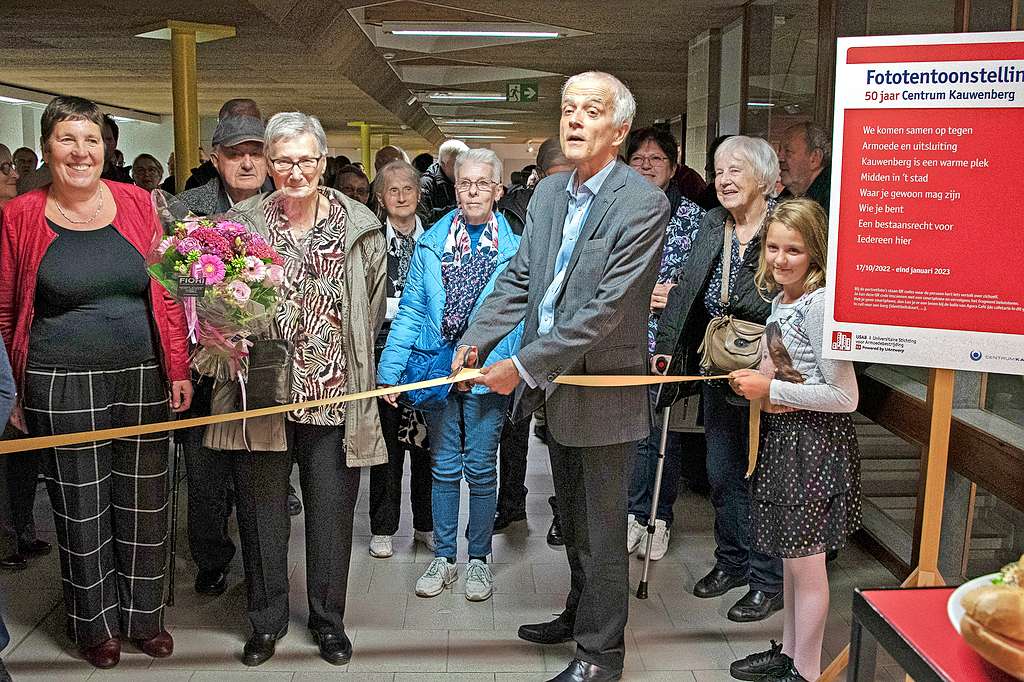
[506,81,539,103]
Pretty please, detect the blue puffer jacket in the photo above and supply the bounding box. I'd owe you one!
[377,209,524,395]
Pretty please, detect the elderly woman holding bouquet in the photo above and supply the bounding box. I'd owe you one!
[0,96,192,669]
[377,148,521,603]
[206,111,386,668]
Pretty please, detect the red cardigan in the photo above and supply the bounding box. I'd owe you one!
[0,180,189,391]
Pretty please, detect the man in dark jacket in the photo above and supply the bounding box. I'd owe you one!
[416,139,467,226]
[183,98,263,191]
[491,137,573,543]
[778,121,831,213]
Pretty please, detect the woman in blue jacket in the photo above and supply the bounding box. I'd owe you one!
[378,148,522,603]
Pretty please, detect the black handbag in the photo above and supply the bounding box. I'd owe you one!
[244,339,293,410]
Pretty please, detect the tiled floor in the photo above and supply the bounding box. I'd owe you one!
[1,431,904,680]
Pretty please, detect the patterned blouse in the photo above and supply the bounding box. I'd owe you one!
[702,198,777,319]
[648,197,706,351]
[265,189,352,426]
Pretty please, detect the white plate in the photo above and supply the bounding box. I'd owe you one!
[948,573,1000,634]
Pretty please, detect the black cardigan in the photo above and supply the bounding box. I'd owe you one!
[653,206,772,404]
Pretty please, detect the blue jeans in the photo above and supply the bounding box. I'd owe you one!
[702,383,783,592]
[628,388,683,525]
[424,391,508,560]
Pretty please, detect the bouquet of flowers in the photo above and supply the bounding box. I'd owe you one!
[148,192,284,382]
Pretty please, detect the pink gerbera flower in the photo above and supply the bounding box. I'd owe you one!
[194,255,226,284]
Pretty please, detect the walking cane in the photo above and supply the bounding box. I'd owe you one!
[637,357,672,600]
[166,440,183,607]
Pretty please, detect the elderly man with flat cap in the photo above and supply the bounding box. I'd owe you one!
[455,71,670,682]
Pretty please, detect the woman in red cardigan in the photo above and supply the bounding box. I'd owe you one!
[0,96,191,669]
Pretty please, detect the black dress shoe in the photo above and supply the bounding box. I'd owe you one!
[692,567,747,598]
[493,508,527,533]
[727,589,784,622]
[194,566,228,596]
[730,640,793,680]
[242,626,287,666]
[518,616,574,644]
[0,553,27,571]
[546,496,564,547]
[546,658,621,682]
[287,485,302,516]
[313,631,352,666]
[18,539,51,558]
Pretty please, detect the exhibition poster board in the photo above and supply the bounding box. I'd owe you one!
[823,31,1024,375]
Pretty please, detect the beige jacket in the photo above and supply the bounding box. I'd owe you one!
[204,187,388,467]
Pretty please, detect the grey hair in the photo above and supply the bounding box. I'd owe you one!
[787,121,831,164]
[561,71,637,128]
[454,148,503,183]
[264,111,328,157]
[714,135,780,197]
[372,159,420,196]
[438,139,469,163]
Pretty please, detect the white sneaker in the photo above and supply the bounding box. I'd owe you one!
[369,534,393,558]
[464,559,494,602]
[414,529,436,552]
[626,515,646,554]
[415,557,457,597]
[637,520,670,561]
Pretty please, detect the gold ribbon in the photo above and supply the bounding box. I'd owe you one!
[0,370,732,455]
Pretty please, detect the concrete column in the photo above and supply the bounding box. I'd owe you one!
[685,29,721,178]
[741,0,776,137]
[718,19,744,136]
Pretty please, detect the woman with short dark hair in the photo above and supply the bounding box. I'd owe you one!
[0,95,192,669]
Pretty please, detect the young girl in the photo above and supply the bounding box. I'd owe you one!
[726,198,861,682]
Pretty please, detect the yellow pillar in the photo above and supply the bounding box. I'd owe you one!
[136,21,235,193]
[348,121,373,180]
[170,28,199,194]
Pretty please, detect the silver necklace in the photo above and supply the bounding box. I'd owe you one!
[54,187,103,225]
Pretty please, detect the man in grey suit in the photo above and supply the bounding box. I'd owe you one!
[454,71,670,682]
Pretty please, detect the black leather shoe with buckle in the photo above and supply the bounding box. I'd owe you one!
[727,589,784,622]
[313,631,352,666]
[730,640,793,680]
[546,658,621,681]
[692,567,747,598]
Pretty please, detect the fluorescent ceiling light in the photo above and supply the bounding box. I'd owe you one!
[746,102,775,108]
[390,29,559,38]
[429,92,506,101]
[0,96,29,104]
[454,135,507,139]
[441,119,517,126]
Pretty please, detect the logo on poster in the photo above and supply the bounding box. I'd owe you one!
[970,351,983,361]
[831,331,853,351]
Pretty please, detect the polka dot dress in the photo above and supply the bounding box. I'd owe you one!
[751,410,862,558]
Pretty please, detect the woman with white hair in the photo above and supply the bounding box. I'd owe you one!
[652,135,785,623]
[377,148,522,603]
[216,111,387,667]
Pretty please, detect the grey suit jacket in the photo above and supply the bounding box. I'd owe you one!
[460,160,670,448]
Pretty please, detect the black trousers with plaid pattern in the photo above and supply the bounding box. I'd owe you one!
[24,362,170,648]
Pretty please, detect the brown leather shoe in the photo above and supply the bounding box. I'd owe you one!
[133,630,174,658]
[80,638,120,669]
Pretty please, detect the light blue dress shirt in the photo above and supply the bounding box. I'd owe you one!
[511,159,617,387]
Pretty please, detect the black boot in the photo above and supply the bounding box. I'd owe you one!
[546,496,564,547]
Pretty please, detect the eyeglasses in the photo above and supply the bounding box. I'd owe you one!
[628,155,670,168]
[455,179,495,194]
[270,156,322,173]
[0,162,14,175]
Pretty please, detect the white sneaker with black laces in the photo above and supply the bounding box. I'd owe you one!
[636,519,670,561]
[369,535,393,558]
[413,529,436,552]
[464,559,494,602]
[415,557,457,597]
[626,514,646,554]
